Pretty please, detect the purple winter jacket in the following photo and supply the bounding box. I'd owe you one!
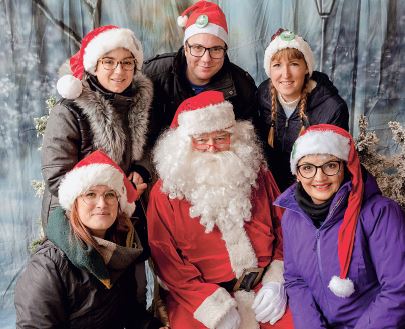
[275,172,405,329]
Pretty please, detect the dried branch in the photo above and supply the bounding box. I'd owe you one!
[33,0,81,47]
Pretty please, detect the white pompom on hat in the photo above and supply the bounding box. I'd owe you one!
[58,150,138,217]
[56,25,143,99]
[177,0,229,44]
[263,28,315,78]
[170,90,235,136]
[290,124,364,298]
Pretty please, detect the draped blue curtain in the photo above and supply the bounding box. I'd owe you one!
[0,1,403,326]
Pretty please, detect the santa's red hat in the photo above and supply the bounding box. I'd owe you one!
[57,25,143,99]
[170,90,235,135]
[290,124,364,297]
[58,150,138,217]
[177,0,228,44]
[263,28,315,78]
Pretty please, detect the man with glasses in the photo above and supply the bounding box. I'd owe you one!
[147,91,294,329]
[143,0,258,148]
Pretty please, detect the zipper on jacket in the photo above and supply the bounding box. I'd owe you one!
[315,194,346,312]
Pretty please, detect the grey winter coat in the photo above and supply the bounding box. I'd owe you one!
[41,74,153,225]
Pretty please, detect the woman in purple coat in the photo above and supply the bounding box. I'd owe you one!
[274,124,405,328]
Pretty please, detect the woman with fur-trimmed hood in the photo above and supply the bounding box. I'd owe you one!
[41,25,153,225]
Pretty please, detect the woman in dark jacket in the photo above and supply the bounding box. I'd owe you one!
[275,124,405,328]
[257,29,349,191]
[41,25,153,225]
[15,151,165,329]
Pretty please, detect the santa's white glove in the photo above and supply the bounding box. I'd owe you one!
[252,282,287,325]
[216,306,241,329]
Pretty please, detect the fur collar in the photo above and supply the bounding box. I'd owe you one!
[73,73,153,163]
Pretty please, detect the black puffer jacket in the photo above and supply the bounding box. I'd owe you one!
[143,46,258,147]
[14,240,161,329]
[257,71,349,192]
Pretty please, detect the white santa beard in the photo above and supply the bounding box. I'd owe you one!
[185,150,257,233]
[154,121,264,232]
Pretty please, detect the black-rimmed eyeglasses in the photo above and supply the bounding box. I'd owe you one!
[297,160,342,179]
[186,41,227,59]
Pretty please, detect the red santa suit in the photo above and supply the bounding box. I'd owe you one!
[147,168,294,329]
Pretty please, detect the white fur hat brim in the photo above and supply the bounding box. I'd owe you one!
[290,130,350,174]
[58,163,134,217]
[263,34,315,78]
[83,28,143,74]
[177,101,235,135]
[183,23,228,44]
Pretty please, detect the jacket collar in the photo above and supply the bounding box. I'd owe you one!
[73,73,153,164]
[46,207,142,288]
[275,180,352,228]
[173,46,238,99]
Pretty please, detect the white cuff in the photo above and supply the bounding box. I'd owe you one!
[194,287,237,329]
[262,260,285,285]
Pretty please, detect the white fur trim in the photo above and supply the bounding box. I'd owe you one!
[217,224,258,278]
[177,15,188,27]
[328,275,355,297]
[184,23,228,44]
[263,34,315,78]
[290,130,350,175]
[56,75,83,99]
[58,163,132,215]
[262,260,285,285]
[194,287,236,329]
[177,101,235,136]
[234,290,259,329]
[83,28,143,74]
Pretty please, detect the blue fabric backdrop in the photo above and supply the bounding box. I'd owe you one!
[0,0,403,327]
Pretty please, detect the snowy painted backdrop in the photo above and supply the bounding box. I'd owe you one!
[0,0,403,327]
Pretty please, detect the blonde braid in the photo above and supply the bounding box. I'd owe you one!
[298,78,311,134]
[267,83,278,148]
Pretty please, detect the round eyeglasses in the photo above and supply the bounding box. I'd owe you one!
[98,58,136,71]
[297,160,342,179]
[80,190,119,207]
[192,133,231,151]
[186,41,227,59]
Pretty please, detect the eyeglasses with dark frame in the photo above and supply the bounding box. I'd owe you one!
[97,57,137,71]
[185,41,227,59]
[297,160,342,179]
[80,190,119,207]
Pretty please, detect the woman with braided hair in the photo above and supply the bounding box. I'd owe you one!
[257,29,349,191]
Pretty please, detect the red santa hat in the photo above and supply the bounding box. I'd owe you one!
[290,124,364,298]
[177,0,229,44]
[58,150,138,217]
[170,90,235,135]
[263,28,315,78]
[56,25,143,99]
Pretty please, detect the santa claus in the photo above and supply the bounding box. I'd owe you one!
[147,91,294,329]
